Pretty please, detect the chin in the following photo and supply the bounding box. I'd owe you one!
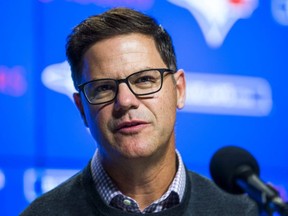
[117,143,157,159]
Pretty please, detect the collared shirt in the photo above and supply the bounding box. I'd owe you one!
[90,149,186,214]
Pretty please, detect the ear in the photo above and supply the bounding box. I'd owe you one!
[73,92,88,127]
[174,69,186,109]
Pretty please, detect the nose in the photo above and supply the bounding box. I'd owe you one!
[114,82,140,111]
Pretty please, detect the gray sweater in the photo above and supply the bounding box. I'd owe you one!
[20,163,259,215]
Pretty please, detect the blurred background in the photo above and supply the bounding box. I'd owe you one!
[0,0,287,215]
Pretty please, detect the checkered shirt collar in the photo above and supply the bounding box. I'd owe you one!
[90,149,186,213]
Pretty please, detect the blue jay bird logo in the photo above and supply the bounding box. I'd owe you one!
[168,0,258,47]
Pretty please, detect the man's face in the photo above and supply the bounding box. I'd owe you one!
[74,33,186,161]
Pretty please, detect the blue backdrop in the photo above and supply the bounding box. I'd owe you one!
[0,0,287,215]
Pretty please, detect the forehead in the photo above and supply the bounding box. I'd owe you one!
[81,33,166,81]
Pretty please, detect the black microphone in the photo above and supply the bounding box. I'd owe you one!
[209,146,288,215]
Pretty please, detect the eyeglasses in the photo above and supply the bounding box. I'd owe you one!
[78,68,175,105]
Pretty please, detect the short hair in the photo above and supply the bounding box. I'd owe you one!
[66,7,177,90]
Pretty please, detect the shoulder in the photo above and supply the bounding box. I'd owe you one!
[186,170,259,215]
[20,164,96,216]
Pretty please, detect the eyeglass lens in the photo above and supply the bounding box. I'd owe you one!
[82,69,170,105]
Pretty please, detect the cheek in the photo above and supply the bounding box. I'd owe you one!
[164,91,177,123]
[160,84,177,110]
[152,91,177,127]
[83,105,109,140]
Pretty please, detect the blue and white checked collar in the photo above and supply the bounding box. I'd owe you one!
[90,149,186,213]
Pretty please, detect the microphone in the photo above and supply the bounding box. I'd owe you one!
[209,146,288,215]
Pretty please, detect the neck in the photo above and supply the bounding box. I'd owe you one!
[100,146,177,210]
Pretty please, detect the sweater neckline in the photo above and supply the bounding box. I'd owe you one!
[82,162,192,216]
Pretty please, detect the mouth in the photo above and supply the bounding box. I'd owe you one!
[115,120,148,134]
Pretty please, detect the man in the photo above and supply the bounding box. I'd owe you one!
[21,8,258,215]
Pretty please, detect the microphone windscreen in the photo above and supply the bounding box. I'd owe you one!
[209,146,260,194]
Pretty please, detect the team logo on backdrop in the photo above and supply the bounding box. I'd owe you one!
[168,0,258,47]
[41,61,75,100]
[272,0,288,25]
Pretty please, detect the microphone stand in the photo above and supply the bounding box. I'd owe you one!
[237,176,288,216]
[261,190,288,216]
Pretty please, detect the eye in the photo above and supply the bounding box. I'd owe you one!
[135,75,156,84]
[85,81,116,99]
[94,84,114,93]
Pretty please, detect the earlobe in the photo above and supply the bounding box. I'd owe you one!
[73,93,89,127]
[175,69,186,109]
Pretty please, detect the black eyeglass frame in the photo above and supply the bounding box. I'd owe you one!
[77,68,175,105]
